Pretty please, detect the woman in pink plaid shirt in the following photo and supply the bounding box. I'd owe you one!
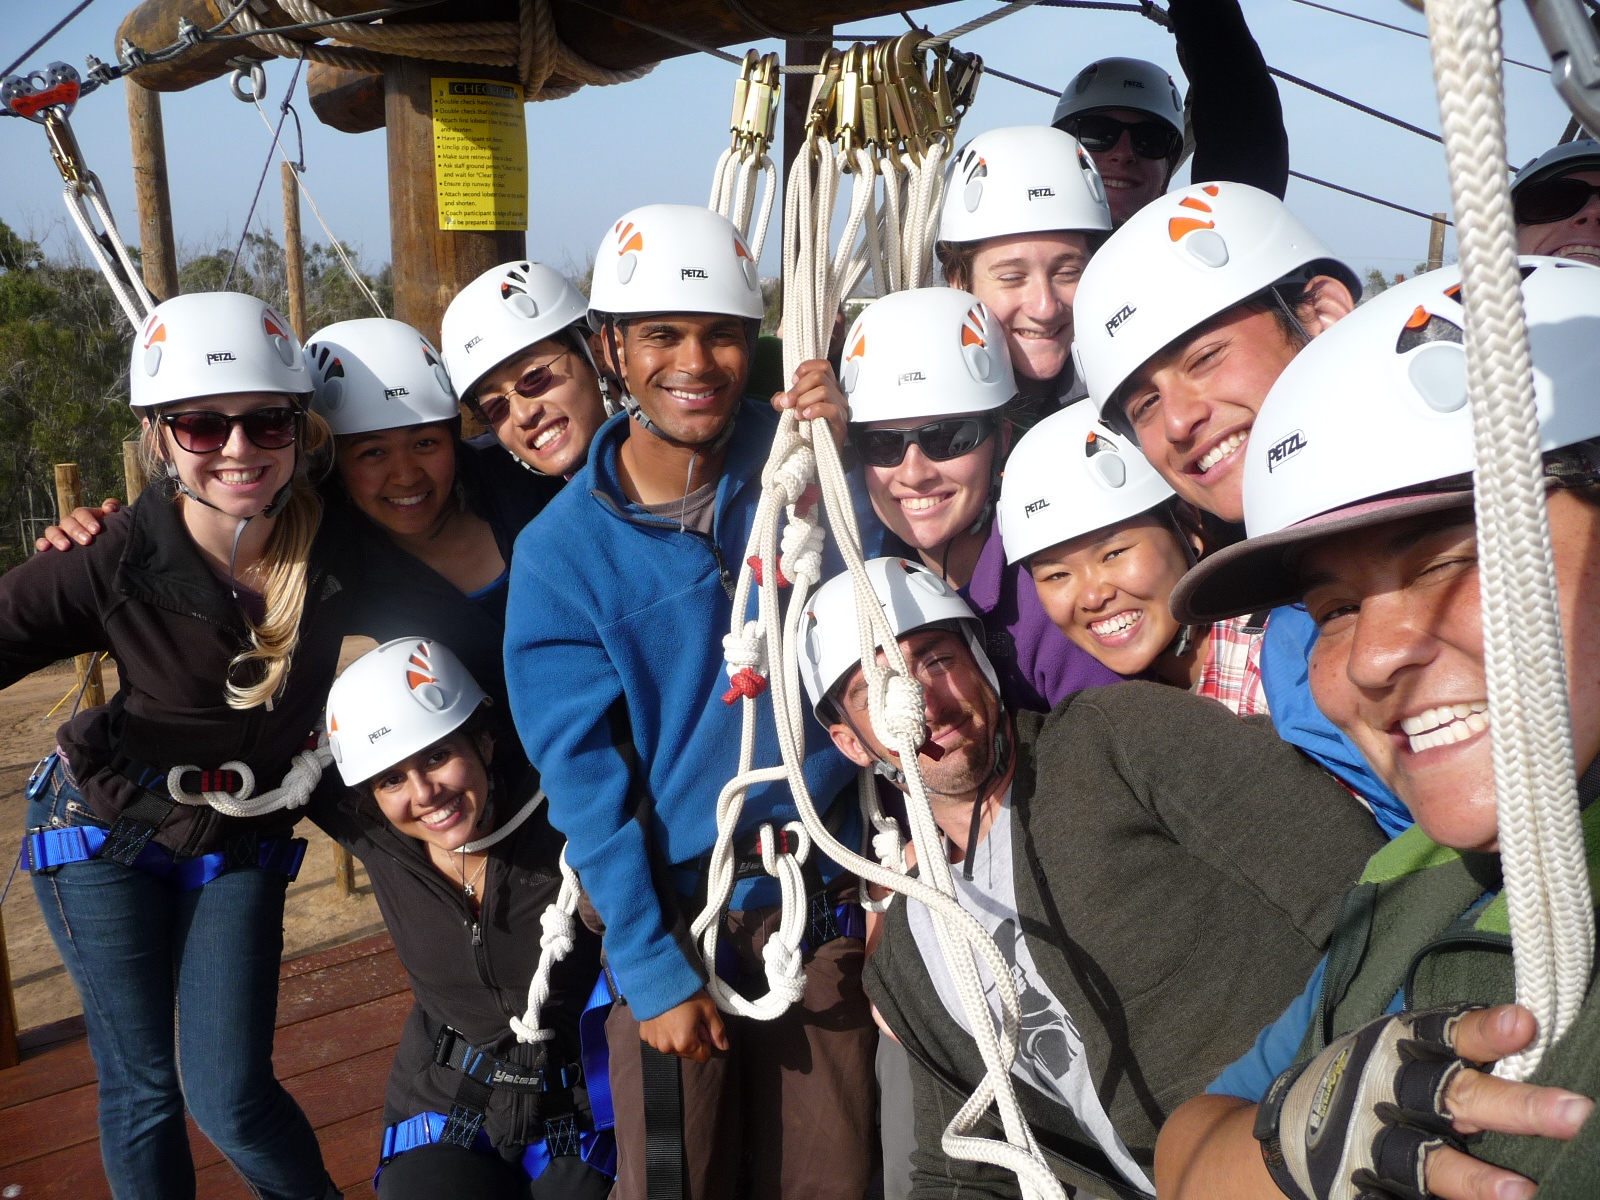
[997,401,1268,716]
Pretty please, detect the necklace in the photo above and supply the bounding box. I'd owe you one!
[451,848,488,901]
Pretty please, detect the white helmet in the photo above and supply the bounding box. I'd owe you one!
[130,292,310,408]
[799,557,1001,719]
[1513,138,1600,197]
[842,288,1016,425]
[587,204,764,324]
[1072,182,1359,428]
[997,401,1176,565]
[938,126,1112,246]
[1171,257,1600,623]
[325,637,489,786]
[304,318,458,436]
[439,261,590,400]
[1052,57,1184,136]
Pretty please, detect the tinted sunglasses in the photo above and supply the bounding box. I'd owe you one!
[471,349,571,425]
[1514,175,1600,225]
[854,415,998,468]
[159,406,301,454]
[1061,113,1182,161]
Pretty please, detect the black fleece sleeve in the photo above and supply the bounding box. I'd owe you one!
[0,523,120,690]
[1169,0,1289,197]
[1085,684,1385,948]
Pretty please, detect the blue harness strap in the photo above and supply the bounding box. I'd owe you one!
[20,824,307,890]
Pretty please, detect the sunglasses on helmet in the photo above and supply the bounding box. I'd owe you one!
[470,348,572,426]
[159,406,301,454]
[854,415,999,468]
[1513,175,1600,226]
[1061,113,1182,161]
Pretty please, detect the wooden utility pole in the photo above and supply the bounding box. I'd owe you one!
[54,465,105,710]
[282,162,308,340]
[784,30,833,195]
[126,81,180,302]
[123,439,145,504]
[384,58,525,346]
[1426,213,1448,273]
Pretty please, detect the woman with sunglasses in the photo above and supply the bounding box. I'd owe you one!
[6,293,352,1200]
[1051,0,1288,226]
[439,261,615,479]
[1514,139,1600,266]
[935,125,1112,426]
[842,287,1119,713]
[997,402,1267,715]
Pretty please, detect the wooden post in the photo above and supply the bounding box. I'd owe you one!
[282,162,308,341]
[54,465,105,709]
[334,847,356,898]
[0,917,17,1069]
[126,81,180,303]
[123,438,145,505]
[384,58,525,346]
[1427,213,1448,273]
[784,31,833,194]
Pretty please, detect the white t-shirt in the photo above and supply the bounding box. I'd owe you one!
[906,791,1155,1195]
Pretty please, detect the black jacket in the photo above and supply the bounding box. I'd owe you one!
[0,484,509,855]
[864,683,1383,1200]
[1173,0,1290,198]
[311,778,603,1156]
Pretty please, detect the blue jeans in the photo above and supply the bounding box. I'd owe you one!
[27,765,335,1200]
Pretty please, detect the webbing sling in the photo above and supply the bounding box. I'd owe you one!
[640,1043,687,1200]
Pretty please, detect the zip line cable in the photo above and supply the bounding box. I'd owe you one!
[224,51,306,291]
[0,0,102,82]
[1290,0,1551,73]
[1289,169,1450,223]
[1268,66,1442,143]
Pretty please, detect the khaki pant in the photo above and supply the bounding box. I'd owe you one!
[605,905,878,1200]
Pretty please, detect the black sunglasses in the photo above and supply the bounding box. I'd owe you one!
[1514,175,1600,226]
[159,407,301,454]
[854,415,999,468]
[1061,113,1182,161]
[471,349,571,425]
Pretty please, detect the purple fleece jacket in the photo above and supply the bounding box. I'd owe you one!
[961,523,1121,712]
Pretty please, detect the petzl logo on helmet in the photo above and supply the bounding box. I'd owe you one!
[463,335,483,352]
[1267,429,1307,473]
[681,268,708,279]
[1024,497,1049,516]
[1121,78,1145,89]
[1104,304,1136,336]
[367,726,391,744]
[899,371,925,385]
[1027,187,1056,200]
[384,387,410,398]
[206,351,237,364]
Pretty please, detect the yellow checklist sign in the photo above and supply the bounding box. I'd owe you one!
[431,78,527,231]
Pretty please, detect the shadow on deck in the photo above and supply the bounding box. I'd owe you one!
[0,933,408,1199]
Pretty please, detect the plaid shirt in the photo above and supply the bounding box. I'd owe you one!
[1192,615,1269,717]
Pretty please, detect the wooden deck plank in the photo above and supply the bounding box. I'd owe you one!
[0,1031,96,1107]
[275,949,410,1029]
[274,990,410,1079]
[0,1137,111,1199]
[280,932,394,980]
[0,1081,98,1170]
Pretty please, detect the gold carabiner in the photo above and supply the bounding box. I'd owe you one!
[41,109,90,191]
[805,47,843,141]
[729,49,758,150]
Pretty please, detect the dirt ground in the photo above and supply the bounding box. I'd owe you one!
[1,638,386,1032]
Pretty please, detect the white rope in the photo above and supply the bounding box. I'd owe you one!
[511,847,581,1043]
[1425,0,1595,1078]
[62,180,153,329]
[166,734,333,818]
[461,789,546,853]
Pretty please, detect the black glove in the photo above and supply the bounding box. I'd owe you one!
[1255,1005,1484,1200]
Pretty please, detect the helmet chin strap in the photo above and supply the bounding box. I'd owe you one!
[1160,499,1201,661]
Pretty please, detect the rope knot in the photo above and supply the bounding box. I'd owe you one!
[723,666,769,705]
[747,554,790,588]
[722,622,766,672]
[539,904,576,956]
[766,442,817,508]
[761,937,808,1004]
[758,821,812,872]
[780,515,826,590]
[790,483,822,521]
[876,672,927,753]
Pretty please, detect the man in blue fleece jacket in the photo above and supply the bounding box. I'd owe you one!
[503,204,881,1200]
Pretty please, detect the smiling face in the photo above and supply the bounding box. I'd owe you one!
[335,422,456,537]
[1301,494,1600,851]
[368,729,495,853]
[828,628,1001,797]
[1029,511,1193,676]
[1119,304,1306,523]
[1516,168,1600,265]
[152,391,299,519]
[613,314,750,446]
[862,414,998,553]
[962,232,1093,383]
[1084,108,1171,225]
[472,337,607,477]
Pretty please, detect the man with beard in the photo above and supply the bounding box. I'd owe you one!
[800,557,1383,1199]
[503,204,883,1200]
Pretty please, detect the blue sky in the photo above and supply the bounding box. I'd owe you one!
[0,0,1575,283]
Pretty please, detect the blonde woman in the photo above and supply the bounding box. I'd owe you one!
[9,293,346,1200]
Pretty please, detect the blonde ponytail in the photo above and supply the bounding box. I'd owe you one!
[141,408,334,711]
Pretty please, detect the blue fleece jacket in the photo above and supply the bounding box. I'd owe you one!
[504,402,881,1020]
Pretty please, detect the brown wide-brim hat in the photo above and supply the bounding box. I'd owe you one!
[1170,489,1475,625]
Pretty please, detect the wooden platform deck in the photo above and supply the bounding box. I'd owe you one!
[0,933,409,1199]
